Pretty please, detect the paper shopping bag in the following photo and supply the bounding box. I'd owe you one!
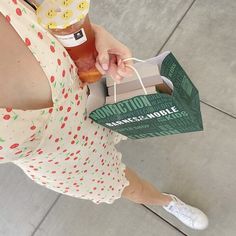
[87,51,203,139]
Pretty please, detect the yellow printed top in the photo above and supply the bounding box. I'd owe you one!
[36,0,90,29]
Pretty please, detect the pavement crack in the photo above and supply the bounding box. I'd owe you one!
[31,194,62,236]
[141,204,189,236]
[157,0,197,55]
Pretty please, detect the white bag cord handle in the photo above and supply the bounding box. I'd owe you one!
[113,58,148,103]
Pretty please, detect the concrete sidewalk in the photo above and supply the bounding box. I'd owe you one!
[1,0,236,235]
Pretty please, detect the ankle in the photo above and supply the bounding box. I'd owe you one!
[161,193,173,206]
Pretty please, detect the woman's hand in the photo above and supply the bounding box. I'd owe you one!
[92,24,134,83]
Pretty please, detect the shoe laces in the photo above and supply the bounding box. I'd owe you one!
[167,195,196,226]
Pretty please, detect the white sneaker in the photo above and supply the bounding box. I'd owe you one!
[162,193,209,230]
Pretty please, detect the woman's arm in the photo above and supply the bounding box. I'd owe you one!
[91,23,104,33]
[91,23,133,83]
[30,0,133,83]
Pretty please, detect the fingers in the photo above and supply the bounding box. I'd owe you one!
[96,46,134,82]
[108,48,134,78]
[95,59,106,75]
[96,52,123,83]
[97,51,109,71]
[107,55,123,83]
[117,56,134,78]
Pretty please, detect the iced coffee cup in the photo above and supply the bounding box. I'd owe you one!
[36,0,102,84]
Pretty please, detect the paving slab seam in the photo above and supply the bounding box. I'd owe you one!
[141,204,188,236]
[157,0,197,55]
[31,194,62,236]
[200,100,236,120]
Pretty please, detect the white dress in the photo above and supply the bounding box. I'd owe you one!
[0,0,130,205]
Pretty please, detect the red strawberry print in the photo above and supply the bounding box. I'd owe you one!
[50,76,55,83]
[16,8,22,16]
[30,125,36,130]
[10,143,19,149]
[62,70,65,77]
[0,4,127,205]
[5,15,11,22]
[25,38,31,46]
[50,45,55,53]
[38,32,43,39]
[3,114,11,120]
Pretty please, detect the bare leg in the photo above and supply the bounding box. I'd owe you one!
[121,166,172,206]
[121,167,209,230]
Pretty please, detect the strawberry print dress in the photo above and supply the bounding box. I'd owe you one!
[0,0,130,205]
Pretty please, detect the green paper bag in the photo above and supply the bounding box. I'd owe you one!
[88,51,203,139]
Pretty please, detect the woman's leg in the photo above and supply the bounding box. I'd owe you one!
[121,166,172,206]
[121,166,209,230]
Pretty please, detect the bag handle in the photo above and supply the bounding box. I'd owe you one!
[113,58,148,103]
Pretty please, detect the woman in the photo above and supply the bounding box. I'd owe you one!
[0,0,208,230]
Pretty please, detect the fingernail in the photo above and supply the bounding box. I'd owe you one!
[102,64,108,70]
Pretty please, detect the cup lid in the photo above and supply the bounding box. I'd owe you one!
[36,0,90,29]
